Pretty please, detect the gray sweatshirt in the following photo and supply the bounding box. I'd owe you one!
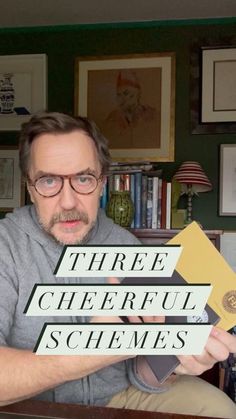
[0,205,165,406]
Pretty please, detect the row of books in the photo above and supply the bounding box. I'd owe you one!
[100,170,172,229]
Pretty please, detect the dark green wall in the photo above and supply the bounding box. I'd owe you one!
[1,19,236,229]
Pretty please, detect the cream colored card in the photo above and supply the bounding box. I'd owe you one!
[168,222,236,330]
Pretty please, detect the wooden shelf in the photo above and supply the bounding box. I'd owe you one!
[130,228,223,250]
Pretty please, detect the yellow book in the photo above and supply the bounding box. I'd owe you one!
[168,221,236,331]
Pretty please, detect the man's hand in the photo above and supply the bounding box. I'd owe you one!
[93,278,236,380]
[90,277,165,324]
[175,326,236,376]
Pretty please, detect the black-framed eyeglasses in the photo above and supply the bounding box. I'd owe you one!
[28,173,103,197]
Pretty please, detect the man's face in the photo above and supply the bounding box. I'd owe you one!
[117,85,140,114]
[27,131,104,245]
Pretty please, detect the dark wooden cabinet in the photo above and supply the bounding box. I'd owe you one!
[130,228,222,250]
[130,228,223,389]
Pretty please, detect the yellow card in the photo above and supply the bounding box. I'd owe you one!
[168,222,236,330]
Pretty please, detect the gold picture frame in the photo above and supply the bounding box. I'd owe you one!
[75,53,175,162]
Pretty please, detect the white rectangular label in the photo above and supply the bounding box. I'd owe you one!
[25,284,212,317]
[55,245,182,277]
[35,323,212,355]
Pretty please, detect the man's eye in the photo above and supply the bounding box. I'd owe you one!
[46,178,55,184]
[40,177,58,187]
[76,176,91,184]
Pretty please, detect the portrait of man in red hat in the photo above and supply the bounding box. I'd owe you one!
[87,67,161,151]
[103,69,160,149]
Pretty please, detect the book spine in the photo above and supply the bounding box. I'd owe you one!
[108,174,114,198]
[134,172,142,228]
[151,177,159,229]
[166,182,172,229]
[157,178,162,229]
[141,175,148,228]
[123,173,131,191]
[130,174,135,228]
[161,180,167,229]
[100,182,108,209]
[113,174,121,191]
[118,173,131,191]
[146,177,153,229]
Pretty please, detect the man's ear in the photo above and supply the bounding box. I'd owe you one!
[26,182,35,203]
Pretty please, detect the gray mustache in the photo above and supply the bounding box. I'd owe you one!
[50,210,89,227]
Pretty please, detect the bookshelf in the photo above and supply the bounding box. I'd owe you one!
[102,163,171,229]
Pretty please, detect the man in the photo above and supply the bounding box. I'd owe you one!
[103,70,160,149]
[0,112,235,417]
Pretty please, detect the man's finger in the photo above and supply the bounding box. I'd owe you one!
[141,316,165,323]
[211,327,236,353]
[107,276,121,284]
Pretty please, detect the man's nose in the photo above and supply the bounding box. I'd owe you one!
[58,179,78,209]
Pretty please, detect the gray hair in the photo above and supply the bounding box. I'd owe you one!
[19,112,111,178]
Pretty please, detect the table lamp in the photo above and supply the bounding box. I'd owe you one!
[173,161,212,224]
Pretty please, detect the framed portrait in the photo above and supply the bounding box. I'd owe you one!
[0,54,47,131]
[75,53,175,162]
[190,42,236,134]
[202,47,236,123]
[0,148,24,211]
[219,144,236,216]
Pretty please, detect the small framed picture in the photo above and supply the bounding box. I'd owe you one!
[219,144,236,216]
[0,147,24,211]
[202,47,236,123]
[0,54,47,131]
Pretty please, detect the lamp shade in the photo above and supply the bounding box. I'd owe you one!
[173,161,212,194]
